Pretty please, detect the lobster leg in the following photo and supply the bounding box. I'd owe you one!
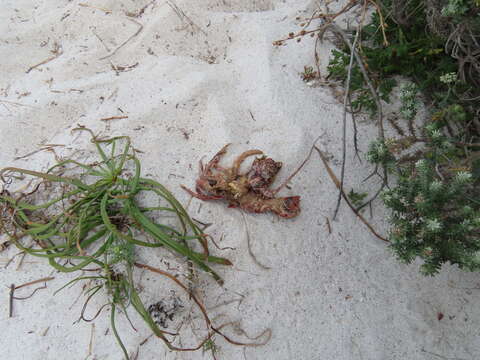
[232,150,263,177]
[203,144,230,173]
[181,185,223,200]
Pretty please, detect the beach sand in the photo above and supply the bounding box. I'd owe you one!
[1,1,479,359]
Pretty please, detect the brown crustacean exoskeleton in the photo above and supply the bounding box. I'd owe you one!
[181,144,300,218]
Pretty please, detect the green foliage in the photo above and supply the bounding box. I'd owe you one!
[399,83,419,121]
[366,139,396,169]
[348,189,368,207]
[378,144,480,275]
[300,65,318,82]
[327,48,396,115]
[327,0,480,275]
[327,0,461,112]
[203,339,219,355]
[441,0,471,17]
[362,11,457,94]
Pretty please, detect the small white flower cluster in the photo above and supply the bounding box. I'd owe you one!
[381,192,393,204]
[382,189,398,206]
[429,180,443,192]
[382,188,410,209]
[441,0,469,17]
[366,140,388,163]
[425,123,436,133]
[400,83,418,121]
[430,129,443,140]
[455,171,473,184]
[425,123,452,149]
[439,72,457,84]
[426,218,442,232]
[415,159,430,174]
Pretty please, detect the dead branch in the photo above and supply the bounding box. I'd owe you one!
[333,26,361,220]
[315,146,388,242]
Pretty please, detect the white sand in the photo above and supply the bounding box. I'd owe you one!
[1,0,480,359]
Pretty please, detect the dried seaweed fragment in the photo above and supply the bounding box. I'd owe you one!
[182,145,301,218]
[148,292,184,328]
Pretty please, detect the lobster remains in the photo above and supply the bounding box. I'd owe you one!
[182,145,300,218]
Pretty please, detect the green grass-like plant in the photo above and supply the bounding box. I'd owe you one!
[0,127,245,358]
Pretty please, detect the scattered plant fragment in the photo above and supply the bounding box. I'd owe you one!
[301,65,318,82]
[347,189,368,208]
[148,291,184,328]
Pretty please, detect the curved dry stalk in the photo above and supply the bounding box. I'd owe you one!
[333,27,361,220]
[134,262,272,350]
[315,147,388,242]
[241,211,271,270]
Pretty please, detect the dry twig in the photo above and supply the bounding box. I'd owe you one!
[100,115,129,122]
[315,146,388,242]
[333,27,361,220]
[99,18,143,60]
[241,212,271,270]
[26,43,63,74]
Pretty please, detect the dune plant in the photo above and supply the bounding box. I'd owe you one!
[0,127,264,358]
[276,0,480,275]
[331,0,480,274]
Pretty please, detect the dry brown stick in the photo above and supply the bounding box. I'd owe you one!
[315,146,388,242]
[326,23,389,206]
[15,277,55,290]
[325,216,332,234]
[207,233,235,251]
[272,138,318,195]
[326,24,384,140]
[126,0,157,18]
[0,99,36,108]
[100,115,129,121]
[11,277,55,305]
[166,0,206,36]
[92,28,111,52]
[99,18,143,60]
[241,212,271,270]
[15,251,27,270]
[9,284,15,317]
[333,26,361,220]
[140,334,153,346]
[0,241,11,252]
[26,44,63,74]
[86,323,95,359]
[13,283,48,300]
[78,294,109,323]
[272,0,358,44]
[367,0,389,46]
[4,251,25,269]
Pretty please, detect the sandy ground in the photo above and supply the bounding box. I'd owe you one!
[1,1,480,359]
